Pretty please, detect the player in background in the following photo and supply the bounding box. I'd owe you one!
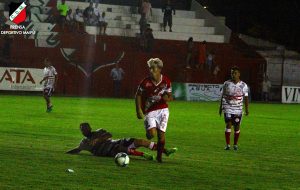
[219,66,249,150]
[40,58,58,112]
[66,123,177,160]
[135,58,176,163]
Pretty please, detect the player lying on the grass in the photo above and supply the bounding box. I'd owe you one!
[219,66,249,151]
[66,123,177,160]
[39,58,58,113]
[135,58,173,163]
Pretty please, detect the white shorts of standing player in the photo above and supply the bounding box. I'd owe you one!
[144,108,169,132]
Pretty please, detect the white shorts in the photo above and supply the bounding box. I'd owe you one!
[144,108,169,132]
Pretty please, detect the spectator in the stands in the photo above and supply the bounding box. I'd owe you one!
[98,12,108,35]
[186,37,194,69]
[197,41,206,70]
[83,2,94,25]
[213,64,220,80]
[162,0,175,32]
[141,0,152,22]
[94,2,101,19]
[143,24,154,52]
[206,51,214,73]
[66,9,74,31]
[25,0,31,22]
[91,10,99,26]
[139,13,148,34]
[74,8,83,31]
[57,0,69,31]
[110,63,125,97]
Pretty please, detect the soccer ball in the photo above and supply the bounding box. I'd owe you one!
[114,152,130,167]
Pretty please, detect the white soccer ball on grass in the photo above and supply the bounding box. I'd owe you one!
[114,152,130,167]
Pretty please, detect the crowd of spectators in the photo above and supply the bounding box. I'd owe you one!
[54,0,107,33]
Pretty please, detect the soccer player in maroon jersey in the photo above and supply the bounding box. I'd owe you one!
[135,58,177,162]
[219,66,249,150]
[66,123,177,160]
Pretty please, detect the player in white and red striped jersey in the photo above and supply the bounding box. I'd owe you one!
[39,58,58,113]
[219,66,249,150]
[135,58,177,163]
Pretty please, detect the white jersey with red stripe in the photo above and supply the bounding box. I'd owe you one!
[43,66,57,89]
[221,80,248,115]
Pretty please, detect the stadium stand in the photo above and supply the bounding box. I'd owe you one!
[0,0,266,99]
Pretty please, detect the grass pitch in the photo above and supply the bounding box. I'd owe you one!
[0,95,299,190]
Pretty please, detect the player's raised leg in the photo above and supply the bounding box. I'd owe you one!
[133,138,177,157]
[127,148,154,160]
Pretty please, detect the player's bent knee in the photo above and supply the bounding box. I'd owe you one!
[146,133,154,140]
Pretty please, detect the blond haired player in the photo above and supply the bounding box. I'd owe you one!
[135,58,177,162]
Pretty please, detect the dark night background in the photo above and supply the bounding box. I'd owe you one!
[197,0,300,50]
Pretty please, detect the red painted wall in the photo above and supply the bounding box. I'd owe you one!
[0,33,265,99]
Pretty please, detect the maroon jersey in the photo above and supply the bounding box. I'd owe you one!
[137,75,172,113]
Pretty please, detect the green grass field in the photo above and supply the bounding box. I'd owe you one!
[0,95,299,190]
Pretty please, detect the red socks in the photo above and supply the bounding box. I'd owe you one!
[128,149,144,156]
[225,129,240,145]
[225,128,231,145]
[234,130,240,145]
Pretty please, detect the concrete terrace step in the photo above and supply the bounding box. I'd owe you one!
[85,26,224,43]
[119,16,205,27]
[65,1,196,18]
[28,18,214,35]
[100,22,214,34]
[129,24,215,34]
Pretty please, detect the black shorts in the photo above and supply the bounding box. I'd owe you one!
[92,138,135,157]
[163,15,172,27]
[43,88,54,97]
[224,113,242,126]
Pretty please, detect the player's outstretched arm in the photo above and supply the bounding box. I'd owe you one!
[54,75,58,90]
[135,94,144,119]
[219,95,223,116]
[66,147,81,154]
[244,96,249,116]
